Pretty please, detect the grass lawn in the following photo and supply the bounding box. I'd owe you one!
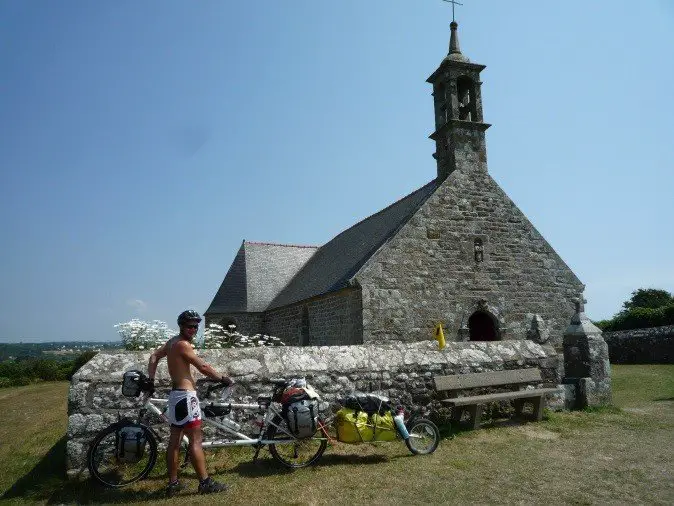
[1,364,672,505]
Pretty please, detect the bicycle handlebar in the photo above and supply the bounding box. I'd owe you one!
[205,382,235,401]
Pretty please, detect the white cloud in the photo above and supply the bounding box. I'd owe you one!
[126,299,148,313]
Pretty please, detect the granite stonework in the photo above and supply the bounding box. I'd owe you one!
[204,23,584,350]
[66,340,562,478]
[562,304,612,408]
[603,325,674,364]
[356,169,583,348]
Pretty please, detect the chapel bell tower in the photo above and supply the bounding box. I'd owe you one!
[427,21,491,180]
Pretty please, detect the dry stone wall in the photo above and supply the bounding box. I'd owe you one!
[603,325,674,364]
[67,340,561,478]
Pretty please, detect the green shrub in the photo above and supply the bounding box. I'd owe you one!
[0,351,97,386]
[601,303,674,332]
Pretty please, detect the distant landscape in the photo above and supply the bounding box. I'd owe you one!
[0,341,120,388]
[0,341,120,362]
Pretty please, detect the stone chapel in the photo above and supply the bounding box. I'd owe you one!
[205,21,585,348]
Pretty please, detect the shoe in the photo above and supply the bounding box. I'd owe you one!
[198,477,229,494]
[166,481,185,497]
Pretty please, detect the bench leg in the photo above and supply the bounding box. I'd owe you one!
[531,396,544,421]
[466,404,483,430]
[451,406,463,424]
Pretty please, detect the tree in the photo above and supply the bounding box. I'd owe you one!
[621,288,673,312]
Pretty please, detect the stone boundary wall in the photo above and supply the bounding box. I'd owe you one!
[603,325,674,364]
[67,340,561,478]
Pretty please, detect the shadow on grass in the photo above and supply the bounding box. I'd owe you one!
[0,437,166,504]
[229,452,389,477]
[654,396,674,402]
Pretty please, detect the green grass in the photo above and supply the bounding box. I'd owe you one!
[1,365,673,505]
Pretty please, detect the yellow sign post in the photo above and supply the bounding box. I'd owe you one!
[434,322,446,350]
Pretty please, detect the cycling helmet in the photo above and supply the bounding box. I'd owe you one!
[177,310,202,325]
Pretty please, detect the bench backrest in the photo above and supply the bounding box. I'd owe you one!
[434,368,543,391]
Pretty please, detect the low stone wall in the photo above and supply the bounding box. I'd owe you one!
[603,325,674,364]
[67,340,561,478]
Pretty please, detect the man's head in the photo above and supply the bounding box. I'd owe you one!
[177,310,202,340]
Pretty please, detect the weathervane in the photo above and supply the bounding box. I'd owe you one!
[442,0,463,22]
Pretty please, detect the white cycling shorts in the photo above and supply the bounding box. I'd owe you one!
[167,389,202,428]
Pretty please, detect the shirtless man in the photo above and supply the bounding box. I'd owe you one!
[148,310,232,496]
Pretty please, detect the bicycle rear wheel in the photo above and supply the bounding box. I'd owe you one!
[87,422,158,487]
[267,416,327,468]
[404,418,440,455]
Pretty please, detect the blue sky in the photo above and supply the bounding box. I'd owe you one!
[1,0,672,342]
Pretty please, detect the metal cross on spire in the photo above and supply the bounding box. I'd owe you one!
[442,0,463,22]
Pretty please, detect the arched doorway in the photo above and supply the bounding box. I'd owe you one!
[468,311,498,341]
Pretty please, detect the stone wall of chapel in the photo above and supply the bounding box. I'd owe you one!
[357,170,584,348]
[263,288,363,346]
[205,312,264,336]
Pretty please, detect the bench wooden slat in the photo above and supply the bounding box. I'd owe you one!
[434,368,543,391]
[441,387,561,406]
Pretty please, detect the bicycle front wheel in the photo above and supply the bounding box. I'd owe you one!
[267,416,327,468]
[87,422,158,487]
[404,418,440,455]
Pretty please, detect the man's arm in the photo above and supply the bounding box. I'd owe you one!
[177,341,232,383]
[148,342,169,380]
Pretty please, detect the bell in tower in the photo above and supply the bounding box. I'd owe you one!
[427,20,491,180]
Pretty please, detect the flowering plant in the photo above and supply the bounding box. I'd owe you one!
[115,319,175,351]
[202,323,285,349]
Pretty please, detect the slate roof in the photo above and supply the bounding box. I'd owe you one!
[205,241,318,314]
[267,179,439,309]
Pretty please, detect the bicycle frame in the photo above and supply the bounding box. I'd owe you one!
[141,395,316,449]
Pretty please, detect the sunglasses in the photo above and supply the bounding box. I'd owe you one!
[184,324,199,329]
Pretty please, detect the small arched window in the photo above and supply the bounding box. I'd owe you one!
[474,238,484,262]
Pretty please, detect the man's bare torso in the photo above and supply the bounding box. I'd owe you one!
[165,336,196,390]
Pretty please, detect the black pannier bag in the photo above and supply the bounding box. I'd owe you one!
[284,399,319,438]
[117,425,146,463]
[204,404,231,417]
[280,383,320,438]
[343,392,392,415]
[122,370,148,397]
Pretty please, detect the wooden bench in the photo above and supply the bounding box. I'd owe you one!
[434,368,561,429]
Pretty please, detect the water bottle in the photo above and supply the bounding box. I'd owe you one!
[393,409,409,440]
[221,417,241,432]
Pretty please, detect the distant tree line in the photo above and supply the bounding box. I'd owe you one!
[0,341,118,361]
[0,351,97,388]
[595,288,674,332]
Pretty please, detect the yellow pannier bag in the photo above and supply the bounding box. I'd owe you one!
[371,412,397,442]
[335,408,373,443]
